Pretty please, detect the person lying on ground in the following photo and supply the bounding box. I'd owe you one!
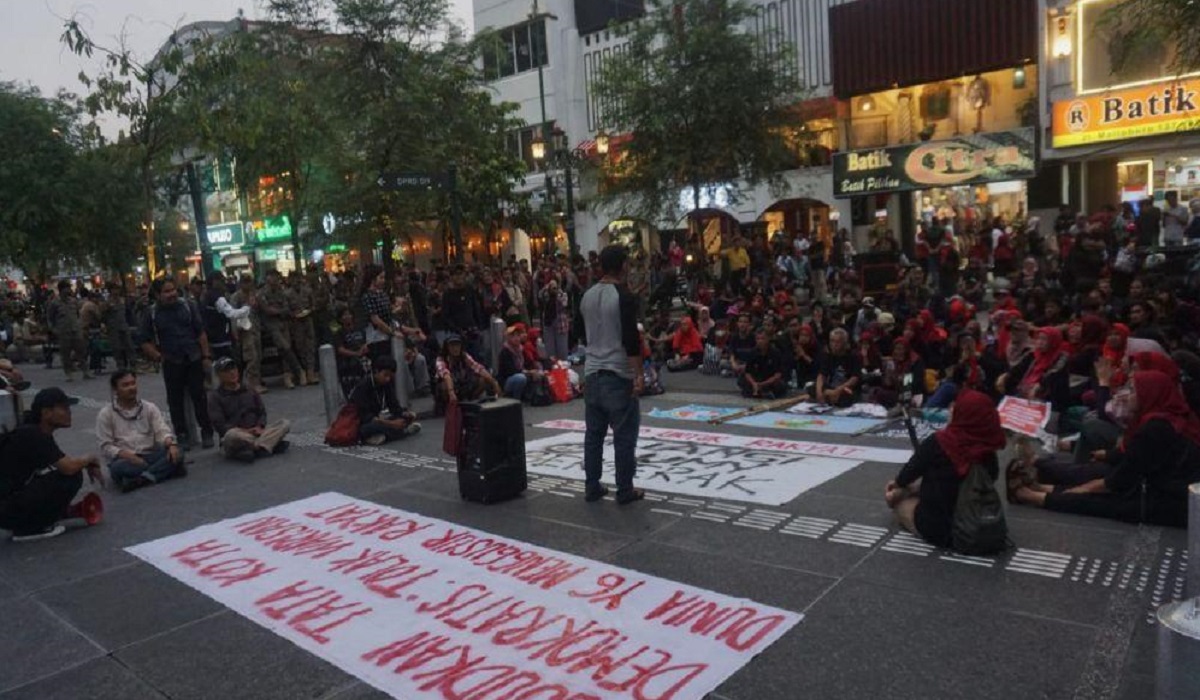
[96,370,185,492]
[207,357,291,463]
[0,388,104,542]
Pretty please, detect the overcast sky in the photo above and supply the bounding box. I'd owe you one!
[0,0,475,99]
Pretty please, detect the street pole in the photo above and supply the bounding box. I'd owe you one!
[563,157,577,256]
[448,164,464,263]
[185,162,212,277]
[534,0,550,149]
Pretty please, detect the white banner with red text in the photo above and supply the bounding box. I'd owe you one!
[127,492,802,700]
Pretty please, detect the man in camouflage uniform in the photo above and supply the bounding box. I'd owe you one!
[101,281,137,370]
[230,274,266,394]
[47,281,89,381]
[286,272,318,385]
[259,269,303,389]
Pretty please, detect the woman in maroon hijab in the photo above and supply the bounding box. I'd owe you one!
[1011,370,1200,527]
[885,389,1006,547]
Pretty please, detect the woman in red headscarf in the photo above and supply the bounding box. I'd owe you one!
[885,389,1006,547]
[666,316,704,371]
[1003,327,1070,405]
[1012,371,1200,527]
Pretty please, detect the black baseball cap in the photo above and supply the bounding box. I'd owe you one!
[30,388,79,415]
[214,357,239,373]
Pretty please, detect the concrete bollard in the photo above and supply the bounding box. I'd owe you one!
[1157,599,1200,698]
[318,344,342,425]
[1189,484,1200,599]
[390,334,412,410]
[489,316,505,375]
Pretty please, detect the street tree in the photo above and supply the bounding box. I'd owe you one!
[61,20,193,279]
[0,83,89,280]
[589,0,803,235]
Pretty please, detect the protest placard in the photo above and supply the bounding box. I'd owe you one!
[997,397,1051,437]
[525,432,863,505]
[128,493,802,700]
[534,420,912,464]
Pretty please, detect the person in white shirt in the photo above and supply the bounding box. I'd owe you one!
[96,370,184,493]
[1162,191,1189,246]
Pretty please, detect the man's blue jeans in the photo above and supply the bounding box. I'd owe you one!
[109,446,177,487]
[584,371,641,496]
[504,373,528,399]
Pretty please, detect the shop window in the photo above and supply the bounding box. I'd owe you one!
[850,116,889,149]
[483,19,548,81]
[1077,0,1193,92]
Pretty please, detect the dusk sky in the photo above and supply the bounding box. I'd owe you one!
[0,0,475,99]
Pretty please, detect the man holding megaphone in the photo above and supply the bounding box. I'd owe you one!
[0,387,104,542]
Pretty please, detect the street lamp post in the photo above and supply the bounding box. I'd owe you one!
[533,127,602,256]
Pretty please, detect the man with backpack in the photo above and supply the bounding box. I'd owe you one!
[884,389,1008,554]
[139,278,215,450]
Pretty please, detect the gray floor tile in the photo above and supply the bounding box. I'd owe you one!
[0,657,165,700]
[0,599,102,692]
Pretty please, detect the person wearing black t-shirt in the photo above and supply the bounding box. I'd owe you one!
[726,314,758,375]
[816,328,861,407]
[0,388,102,542]
[739,330,788,399]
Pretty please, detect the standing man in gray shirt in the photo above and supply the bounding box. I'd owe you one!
[580,245,644,504]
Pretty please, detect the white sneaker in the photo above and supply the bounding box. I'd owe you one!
[364,433,387,446]
[12,524,66,542]
[404,422,422,437]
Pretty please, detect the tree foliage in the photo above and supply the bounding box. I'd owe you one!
[590,0,803,225]
[1100,0,1200,76]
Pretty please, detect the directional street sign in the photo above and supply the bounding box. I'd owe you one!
[377,171,444,191]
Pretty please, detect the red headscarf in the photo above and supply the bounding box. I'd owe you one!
[672,317,704,355]
[1131,352,1180,382]
[1020,327,1066,391]
[935,389,1006,477]
[1103,323,1130,363]
[917,309,948,344]
[798,323,819,355]
[1128,370,1200,446]
[1078,314,1109,352]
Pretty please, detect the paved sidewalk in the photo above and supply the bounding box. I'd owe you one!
[0,363,1168,699]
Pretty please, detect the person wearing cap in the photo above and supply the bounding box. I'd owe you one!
[207,357,291,462]
[199,272,251,369]
[0,388,102,542]
[96,370,184,492]
[349,354,421,445]
[434,333,500,414]
[140,278,217,450]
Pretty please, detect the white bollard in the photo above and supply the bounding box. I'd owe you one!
[1157,599,1200,698]
[318,344,342,425]
[489,317,505,375]
[1189,483,1200,599]
[391,334,412,409]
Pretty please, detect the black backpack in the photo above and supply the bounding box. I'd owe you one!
[951,463,1009,555]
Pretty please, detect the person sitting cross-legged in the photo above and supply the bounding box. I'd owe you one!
[207,357,291,463]
[350,354,422,446]
[96,370,185,493]
[738,329,789,399]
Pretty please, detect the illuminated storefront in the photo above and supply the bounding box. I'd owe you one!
[1042,0,1200,217]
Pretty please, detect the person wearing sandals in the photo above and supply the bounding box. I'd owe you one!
[580,245,645,505]
[885,390,1005,547]
[1009,370,1200,527]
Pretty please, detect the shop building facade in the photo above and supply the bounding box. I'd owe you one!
[1040,0,1200,226]
[828,0,1041,253]
[474,0,859,256]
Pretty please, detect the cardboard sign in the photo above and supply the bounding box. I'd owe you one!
[997,397,1051,437]
[535,420,913,464]
[524,433,862,506]
[1052,80,1200,148]
[127,493,802,700]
